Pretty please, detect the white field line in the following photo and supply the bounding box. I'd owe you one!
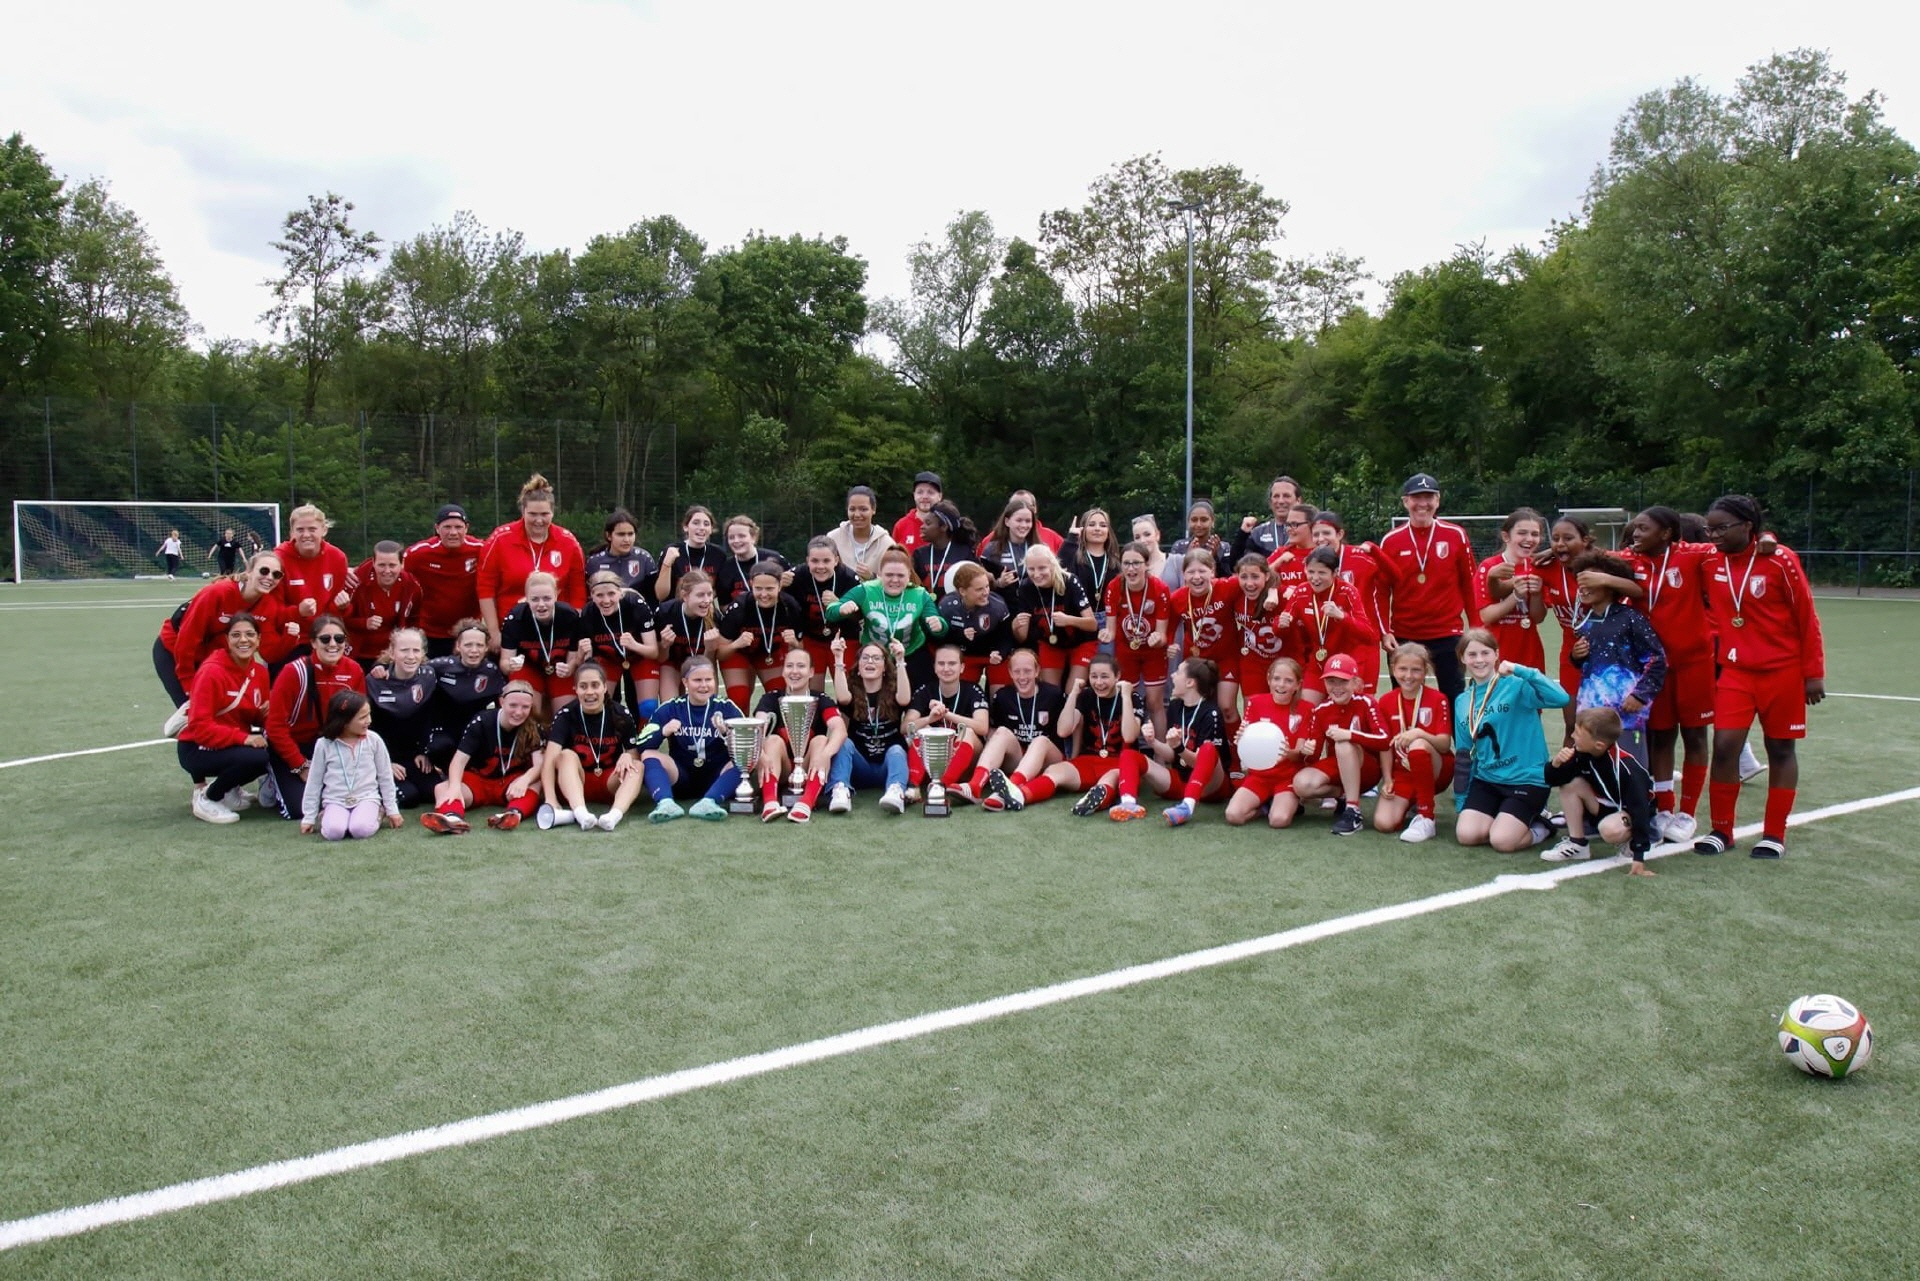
[0,740,171,771]
[3,784,1917,1253]
[0,602,185,612]
[1824,692,1920,703]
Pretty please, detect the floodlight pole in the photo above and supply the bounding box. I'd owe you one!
[1168,200,1201,516]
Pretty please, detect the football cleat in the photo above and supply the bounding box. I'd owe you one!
[487,809,522,831]
[1071,784,1110,817]
[421,810,468,835]
[688,798,728,821]
[1109,801,1146,822]
[1331,804,1365,837]
[1163,800,1193,827]
[649,798,686,824]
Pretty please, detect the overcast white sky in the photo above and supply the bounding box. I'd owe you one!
[6,0,1917,348]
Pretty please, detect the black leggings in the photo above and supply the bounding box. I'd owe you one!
[268,751,311,820]
[153,637,188,707]
[177,742,269,802]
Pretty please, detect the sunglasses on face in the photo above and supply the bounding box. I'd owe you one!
[314,634,348,646]
[256,567,284,579]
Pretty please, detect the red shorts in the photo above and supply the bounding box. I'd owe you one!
[1239,653,1286,695]
[1386,747,1449,799]
[1113,643,1169,685]
[1236,762,1300,803]
[1060,756,1117,789]
[1714,665,1808,739]
[631,658,663,683]
[508,663,575,701]
[1038,638,1097,673]
[1350,646,1382,695]
[463,773,518,807]
[573,770,616,804]
[1557,650,1581,700]
[1304,752,1382,793]
[719,653,754,683]
[1650,650,1715,731]
[985,658,1011,688]
[803,639,835,681]
[1201,650,1242,684]
[1298,661,1327,698]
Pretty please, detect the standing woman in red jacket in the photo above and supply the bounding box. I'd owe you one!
[264,615,368,820]
[177,613,274,825]
[275,504,352,624]
[475,474,587,651]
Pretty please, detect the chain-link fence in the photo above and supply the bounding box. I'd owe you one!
[4,395,1917,585]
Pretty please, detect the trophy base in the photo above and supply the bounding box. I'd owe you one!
[780,791,806,810]
[923,786,951,818]
[727,791,757,815]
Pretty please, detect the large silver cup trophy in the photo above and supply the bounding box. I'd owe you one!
[723,713,771,814]
[918,726,956,817]
[777,694,816,807]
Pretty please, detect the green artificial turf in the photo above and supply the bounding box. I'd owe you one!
[0,582,1915,1278]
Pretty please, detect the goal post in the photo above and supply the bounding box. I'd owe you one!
[12,501,283,583]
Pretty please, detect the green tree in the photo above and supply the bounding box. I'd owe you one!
[57,179,193,401]
[263,192,383,420]
[0,133,67,394]
[374,210,520,418]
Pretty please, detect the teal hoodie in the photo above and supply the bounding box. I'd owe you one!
[1452,664,1570,788]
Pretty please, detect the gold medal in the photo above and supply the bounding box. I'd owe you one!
[1732,615,1746,628]
[1315,647,1328,663]
[622,658,631,671]
[1417,572,1427,584]
[544,661,556,676]
[1099,748,1110,758]
[1129,637,1141,650]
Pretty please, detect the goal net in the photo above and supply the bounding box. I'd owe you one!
[12,502,282,583]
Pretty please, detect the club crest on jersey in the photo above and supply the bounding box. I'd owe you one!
[1417,707,1432,726]
[1666,568,1683,587]
[549,550,561,568]
[323,574,334,590]
[412,684,426,704]
[465,557,477,572]
[475,676,490,692]
[1751,577,1767,597]
[1437,541,1452,558]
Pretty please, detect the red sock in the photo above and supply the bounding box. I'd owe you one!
[970,767,988,792]
[944,740,976,786]
[444,799,466,817]
[1184,743,1220,803]
[1024,775,1057,805]
[908,753,926,786]
[762,774,779,804]
[1654,785,1675,815]
[802,773,824,807]
[1681,762,1708,816]
[1763,787,1796,839]
[509,792,540,818]
[1119,750,1145,798]
[1709,779,1740,836]
[1409,747,1437,820]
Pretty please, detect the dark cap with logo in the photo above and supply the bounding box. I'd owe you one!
[1401,473,1441,497]
[435,503,469,524]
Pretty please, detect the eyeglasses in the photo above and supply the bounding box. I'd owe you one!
[256,567,284,579]
[1284,520,1309,528]
[313,634,348,646]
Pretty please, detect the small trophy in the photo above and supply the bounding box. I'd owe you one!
[778,694,816,807]
[918,726,956,817]
[723,713,771,814]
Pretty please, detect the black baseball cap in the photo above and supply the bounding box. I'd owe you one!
[1401,473,1440,496]
[914,471,943,491]
[435,503,469,524]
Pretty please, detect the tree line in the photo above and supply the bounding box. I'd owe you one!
[2,49,1916,552]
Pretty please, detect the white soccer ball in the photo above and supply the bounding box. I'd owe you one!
[1778,994,1874,1079]
[1238,720,1288,772]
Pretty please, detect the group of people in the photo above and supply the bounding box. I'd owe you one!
[154,468,1825,870]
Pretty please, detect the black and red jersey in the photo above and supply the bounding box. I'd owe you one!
[581,596,657,673]
[718,592,807,666]
[456,711,541,780]
[1166,697,1228,762]
[990,683,1066,747]
[794,567,861,644]
[908,680,986,723]
[1072,686,1144,757]
[1012,575,1093,649]
[652,599,717,668]
[499,602,588,674]
[547,700,637,774]
[938,591,1012,660]
[754,689,842,749]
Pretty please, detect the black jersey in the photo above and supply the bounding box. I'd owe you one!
[715,549,791,606]
[581,596,656,673]
[213,536,242,575]
[1545,746,1657,857]
[1012,576,1093,649]
[978,538,1033,604]
[914,541,979,594]
[753,689,840,749]
[990,683,1066,748]
[717,592,807,665]
[548,700,637,775]
[455,710,540,780]
[586,548,660,601]
[499,602,588,675]
[1063,546,1119,612]
[844,692,906,763]
[660,541,725,598]
[908,680,987,722]
[652,599,717,668]
[794,567,861,644]
[1166,697,1228,769]
[937,591,1012,660]
[427,655,504,724]
[1072,686,1144,758]
[367,668,437,757]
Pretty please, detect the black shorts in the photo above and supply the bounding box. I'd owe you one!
[1461,778,1549,822]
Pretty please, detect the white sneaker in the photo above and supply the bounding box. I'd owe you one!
[1399,814,1437,844]
[191,787,239,825]
[827,784,853,814]
[225,788,255,812]
[257,772,280,812]
[1738,742,1766,782]
[162,704,190,738]
[575,808,597,830]
[597,810,624,832]
[1662,811,1698,844]
[878,784,907,815]
[1541,837,1592,862]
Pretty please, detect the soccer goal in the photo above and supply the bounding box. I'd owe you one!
[12,501,282,583]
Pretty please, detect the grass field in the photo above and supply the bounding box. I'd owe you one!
[1,580,1916,1278]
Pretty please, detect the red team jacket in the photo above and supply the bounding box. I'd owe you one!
[1625,542,1717,663]
[171,581,299,688]
[345,571,423,660]
[273,540,351,616]
[266,656,368,769]
[1303,696,1393,763]
[1705,545,1825,679]
[476,523,588,618]
[403,535,486,638]
[183,650,272,749]
[1377,521,1476,639]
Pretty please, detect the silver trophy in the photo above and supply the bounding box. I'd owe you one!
[723,713,771,814]
[918,727,957,817]
[778,694,816,807]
